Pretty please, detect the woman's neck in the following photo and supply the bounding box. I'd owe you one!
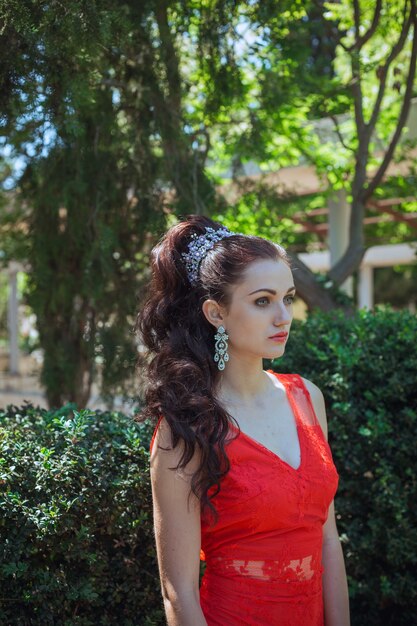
[216,361,273,407]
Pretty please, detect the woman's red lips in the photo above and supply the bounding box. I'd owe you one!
[269,332,288,339]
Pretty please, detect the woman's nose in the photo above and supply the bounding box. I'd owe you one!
[273,302,291,325]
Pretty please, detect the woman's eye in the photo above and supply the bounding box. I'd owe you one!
[255,295,296,306]
[255,297,270,306]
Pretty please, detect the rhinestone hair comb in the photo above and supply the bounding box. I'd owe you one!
[181,226,236,286]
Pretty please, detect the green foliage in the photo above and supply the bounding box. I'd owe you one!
[374,264,417,308]
[365,173,417,246]
[0,0,416,404]
[213,188,328,250]
[268,307,417,624]
[0,405,163,625]
[1,307,417,624]
[0,0,173,406]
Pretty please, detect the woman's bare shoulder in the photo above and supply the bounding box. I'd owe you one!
[150,416,202,475]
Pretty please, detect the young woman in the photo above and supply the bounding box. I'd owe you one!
[136,215,350,625]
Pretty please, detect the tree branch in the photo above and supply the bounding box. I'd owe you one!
[330,115,355,152]
[351,52,365,134]
[353,0,361,40]
[327,234,366,286]
[324,4,415,288]
[287,253,339,312]
[346,0,382,51]
[364,3,417,201]
[367,2,412,135]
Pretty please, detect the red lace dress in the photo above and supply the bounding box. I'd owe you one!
[151,372,339,626]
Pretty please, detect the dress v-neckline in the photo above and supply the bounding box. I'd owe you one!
[228,372,304,472]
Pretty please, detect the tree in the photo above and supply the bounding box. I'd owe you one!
[208,0,417,310]
[0,0,416,405]
[0,1,176,406]
[0,0,323,406]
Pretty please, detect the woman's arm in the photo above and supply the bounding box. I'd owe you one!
[302,378,350,626]
[322,501,350,626]
[150,418,208,626]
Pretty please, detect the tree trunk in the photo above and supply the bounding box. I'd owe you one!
[289,253,354,313]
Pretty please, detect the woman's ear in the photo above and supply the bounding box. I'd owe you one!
[201,299,225,328]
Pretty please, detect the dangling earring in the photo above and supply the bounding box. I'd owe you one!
[214,325,229,371]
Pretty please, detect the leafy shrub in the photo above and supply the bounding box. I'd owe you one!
[0,405,163,626]
[270,307,417,625]
[1,307,416,625]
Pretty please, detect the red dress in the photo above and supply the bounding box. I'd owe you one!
[151,372,339,625]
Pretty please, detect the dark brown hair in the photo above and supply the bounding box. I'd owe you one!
[135,215,289,522]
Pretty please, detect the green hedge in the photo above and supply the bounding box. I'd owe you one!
[1,307,416,625]
[270,307,417,625]
[0,405,163,626]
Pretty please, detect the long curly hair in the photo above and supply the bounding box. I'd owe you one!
[135,215,289,522]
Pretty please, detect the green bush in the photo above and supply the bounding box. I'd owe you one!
[0,404,163,626]
[1,307,416,625]
[270,306,417,625]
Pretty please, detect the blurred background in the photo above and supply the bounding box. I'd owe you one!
[1,0,416,411]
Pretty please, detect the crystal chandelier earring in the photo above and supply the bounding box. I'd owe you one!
[214,325,229,371]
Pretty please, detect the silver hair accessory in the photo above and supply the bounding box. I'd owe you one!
[181,226,236,286]
[214,325,229,371]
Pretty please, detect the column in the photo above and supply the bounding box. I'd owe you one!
[7,262,20,375]
[358,264,373,309]
[328,189,353,297]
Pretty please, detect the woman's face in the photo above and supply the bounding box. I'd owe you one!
[218,258,295,361]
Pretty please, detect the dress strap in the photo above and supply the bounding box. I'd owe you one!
[268,371,320,429]
[149,414,164,453]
